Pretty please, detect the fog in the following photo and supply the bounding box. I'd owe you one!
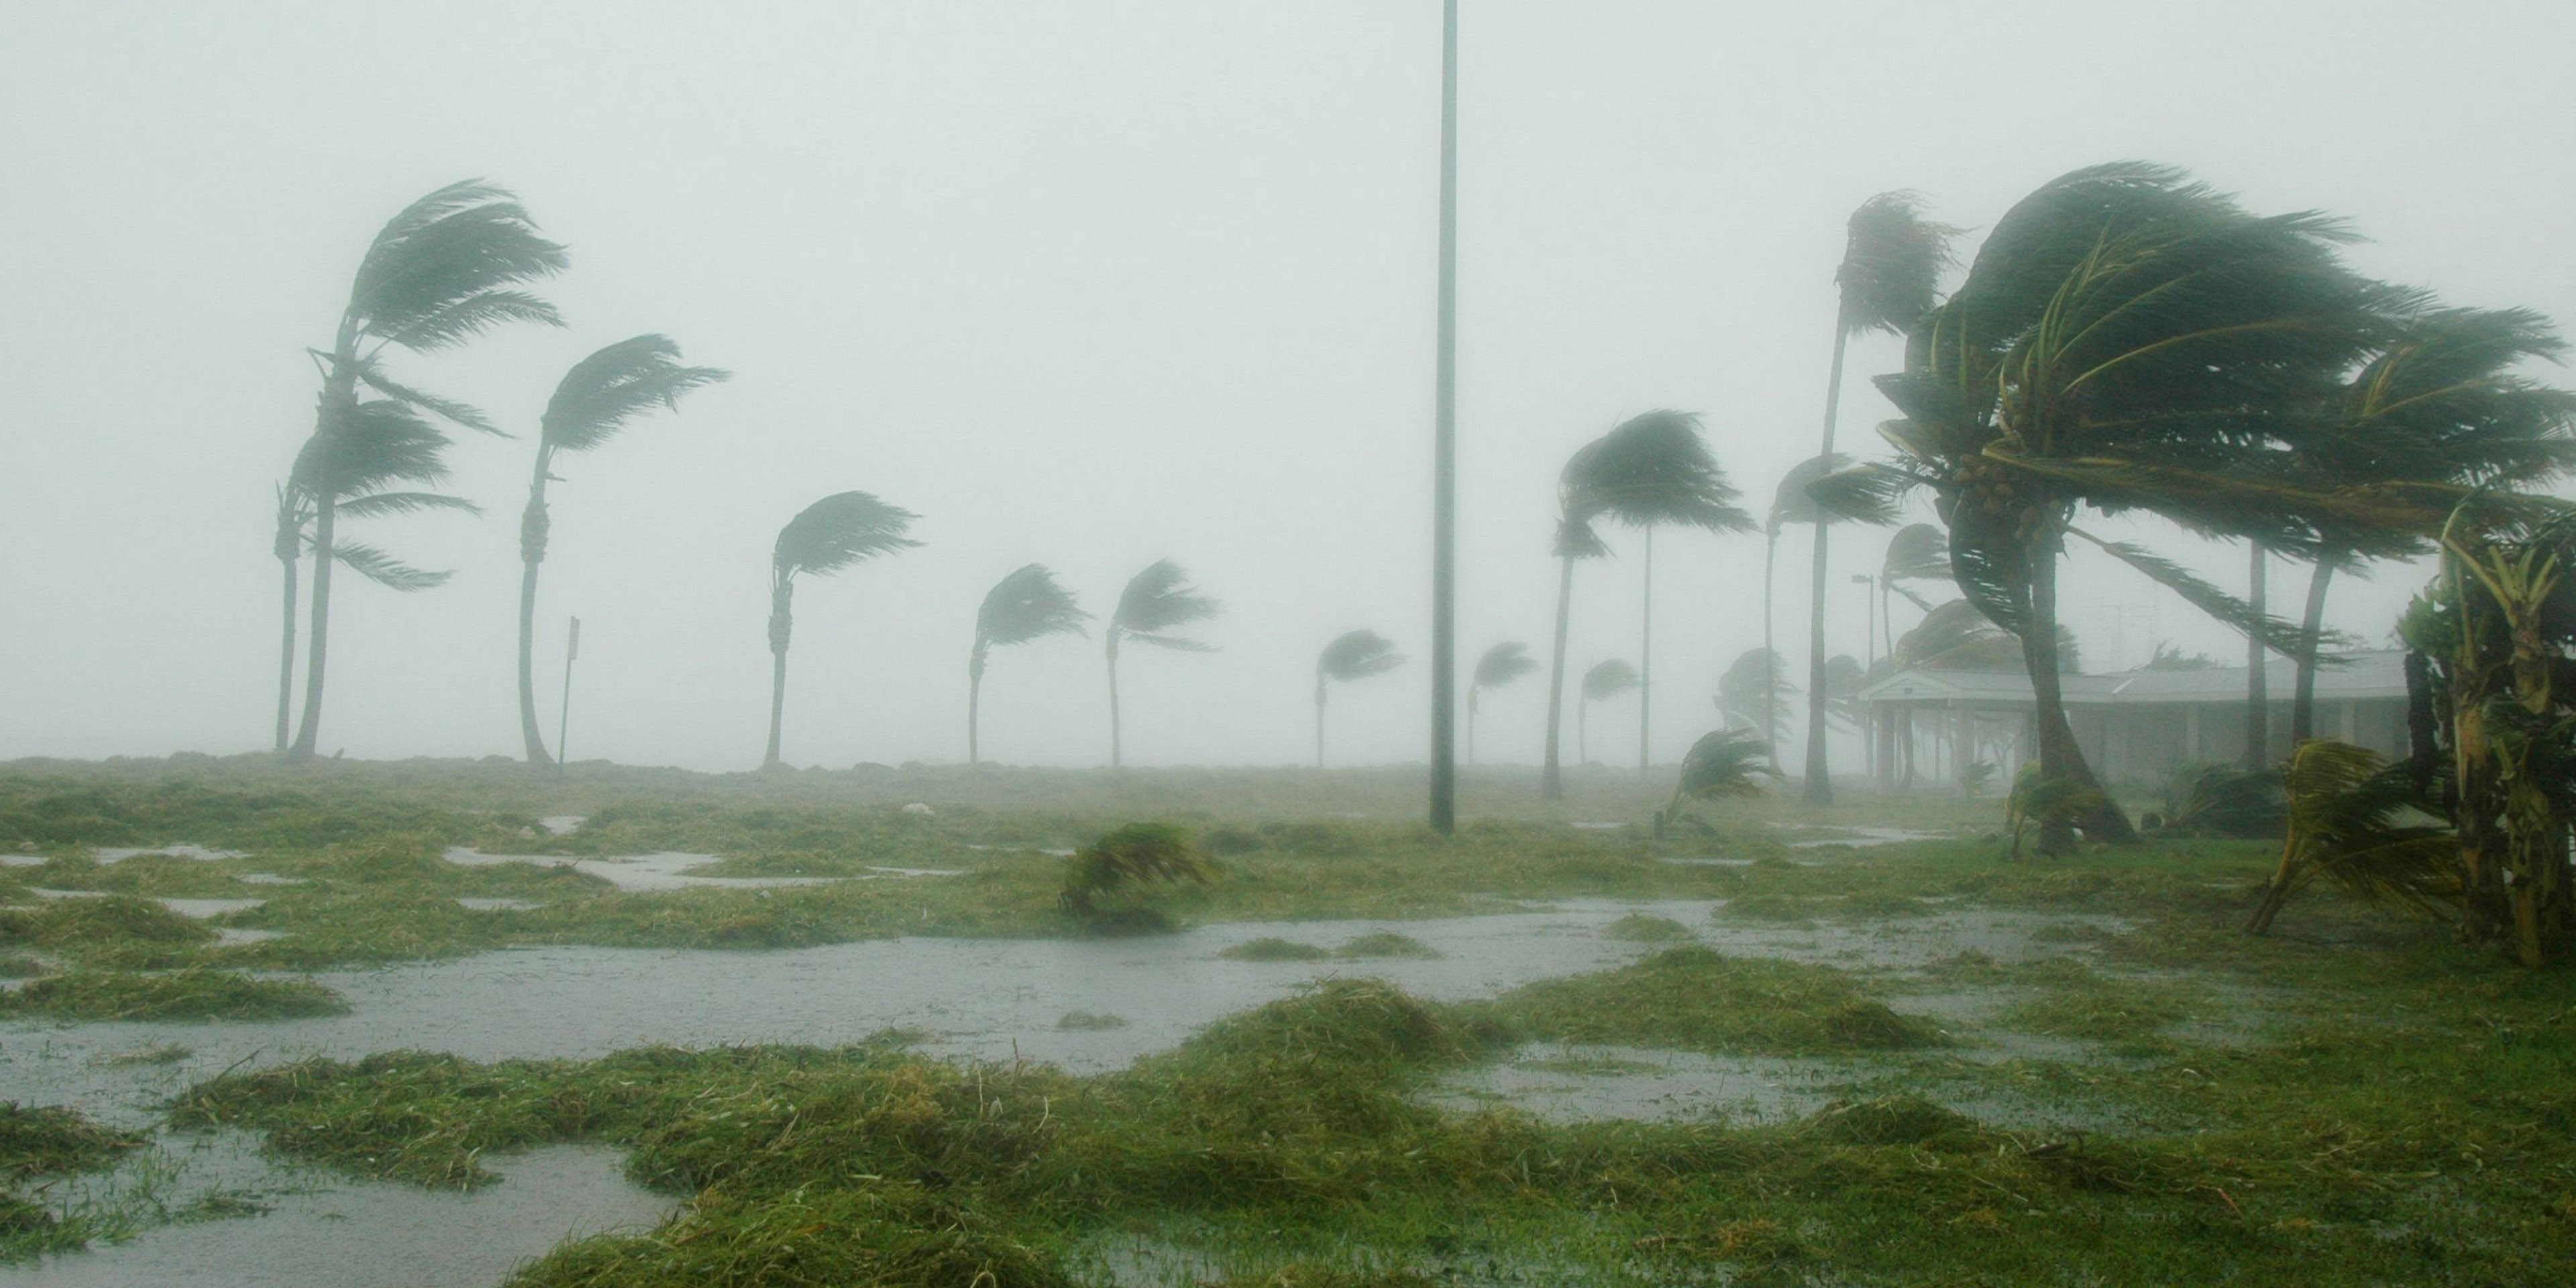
[4,0,2571,773]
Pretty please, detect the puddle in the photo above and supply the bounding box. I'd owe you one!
[1778,826,1951,849]
[236,873,309,886]
[0,1133,668,1288]
[158,898,266,919]
[441,847,855,894]
[91,845,248,864]
[213,928,285,947]
[457,897,545,912]
[537,815,587,836]
[1423,1043,1849,1124]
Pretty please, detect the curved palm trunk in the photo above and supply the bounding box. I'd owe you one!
[1762,529,1780,770]
[969,644,988,767]
[2024,535,2136,849]
[274,527,299,756]
[2289,552,2339,745]
[1802,519,1833,803]
[763,586,792,769]
[288,494,338,761]
[1638,524,1654,773]
[1106,634,1124,769]
[2245,542,2270,770]
[517,452,555,765]
[1314,677,1328,769]
[1540,554,1576,799]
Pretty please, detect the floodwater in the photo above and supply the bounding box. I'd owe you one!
[439,847,959,894]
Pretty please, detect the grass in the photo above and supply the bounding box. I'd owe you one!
[0,969,346,1021]
[1484,947,1943,1055]
[1334,932,1438,959]
[1220,938,1332,962]
[1597,912,1695,943]
[0,1103,146,1179]
[1057,1012,1130,1032]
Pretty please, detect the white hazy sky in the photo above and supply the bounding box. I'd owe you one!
[4,0,2572,773]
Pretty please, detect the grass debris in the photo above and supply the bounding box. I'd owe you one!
[1485,947,1941,1055]
[0,969,346,1021]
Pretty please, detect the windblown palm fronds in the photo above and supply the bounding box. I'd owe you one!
[1314,631,1403,767]
[1466,642,1540,765]
[1880,523,1951,611]
[1059,823,1216,927]
[1836,191,1964,339]
[1106,560,1223,768]
[2150,763,2287,839]
[1716,648,1793,741]
[2141,641,2220,670]
[1581,659,1640,703]
[970,564,1089,765]
[2246,740,2457,934]
[1654,729,1780,837]
[2006,765,2109,860]
[763,492,922,768]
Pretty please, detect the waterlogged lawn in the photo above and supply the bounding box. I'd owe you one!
[0,757,2571,1283]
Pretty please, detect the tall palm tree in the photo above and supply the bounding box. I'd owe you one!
[1542,410,1754,798]
[764,492,920,769]
[516,336,729,765]
[286,180,569,762]
[271,407,482,752]
[2280,308,2576,743]
[1316,629,1403,767]
[1468,641,1538,765]
[1803,191,1960,804]
[1766,453,1848,772]
[1106,559,1222,769]
[969,564,1088,765]
[1578,658,1639,766]
[1819,163,2422,848]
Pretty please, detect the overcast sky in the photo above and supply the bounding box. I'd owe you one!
[4,0,2571,773]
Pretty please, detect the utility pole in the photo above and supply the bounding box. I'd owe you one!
[556,616,579,775]
[1428,0,1460,836]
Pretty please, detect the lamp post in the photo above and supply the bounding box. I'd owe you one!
[1427,0,1460,836]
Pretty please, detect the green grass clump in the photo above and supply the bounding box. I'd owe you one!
[0,1103,146,1178]
[1061,823,1215,930]
[0,969,346,1022]
[1220,938,1331,962]
[1056,1012,1129,1031]
[0,895,212,952]
[1599,914,1695,943]
[1334,932,1439,959]
[1999,981,2194,1044]
[1485,947,1941,1055]
[0,955,45,979]
[1796,1095,1989,1149]
[506,1183,1072,1288]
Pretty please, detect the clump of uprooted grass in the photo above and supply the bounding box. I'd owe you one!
[0,896,213,969]
[1334,931,1438,959]
[1220,937,1330,961]
[0,969,345,1022]
[1057,1012,1128,1031]
[506,1183,1073,1288]
[1599,913,1695,943]
[1480,947,1941,1055]
[0,1102,147,1179]
[1998,969,2197,1046]
[1059,822,1214,933]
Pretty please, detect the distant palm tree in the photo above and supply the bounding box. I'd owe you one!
[969,564,1088,765]
[1716,647,1792,743]
[1316,630,1403,767]
[1765,453,1848,772]
[515,336,729,765]
[1468,642,1538,765]
[1878,522,1951,645]
[1542,411,1754,796]
[271,407,482,752]
[1803,191,1958,804]
[1106,559,1222,769]
[1655,727,1780,837]
[1578,658,1640,766]
[286,180,568,761]
[764,492,921,769]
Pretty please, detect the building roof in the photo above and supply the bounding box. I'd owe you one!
[1857,649,2408,708]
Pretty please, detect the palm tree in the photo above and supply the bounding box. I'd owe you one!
[969,564,1088,765]
[515,336,729,765]
[271,407,482,752]
[1655,728,1780,837]
[1717,648,1792,743]
[1878,522,1951,649]
[1542,410,1754,797]
[1316,630,1403,767]
[1577,658,1639,766]
[286,180,569,762]
[1804,192,1961,804]
[1820,162,2415,849]
[1468,642,1538,765]
[764,492,920,769]
[1764,453,1847,772]
[2279,309,2576,743]
[1106,559,1222,768]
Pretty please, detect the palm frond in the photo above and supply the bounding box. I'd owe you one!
[384,290,564,354]
[977,564,1090,649]
[1837,191,1962,337]
[2064,527,2349,659]
[1657,728,1782,833]
[1881,522,1951,584]
[333,490,483,520]
[294,399,457,495]
[2261,739,2457,924]
[1564,410,1757,535]
[1581,658,1640,702]
[1473,641,1540,691]
[326,540,453,592]
[1318,630,1403,684]
[2153,763,2286,838]
[541,335,731,454]
[1715,647,1794,740]
[1770,452,1852,530]
[347,183,569,348]
[352,356,500,436]
[773,492,922,586]
[1112,560,1222,648]
[1803,458,1919,527]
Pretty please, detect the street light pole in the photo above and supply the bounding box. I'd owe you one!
[1428,0,1460,836]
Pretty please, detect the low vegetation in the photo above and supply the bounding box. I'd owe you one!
[0,969,347,1022]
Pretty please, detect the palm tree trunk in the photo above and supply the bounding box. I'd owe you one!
[2245,542,2270,770]
[1467,688,1479,766]
[1314,678,1328,769]
[274,545,299,756]
[1541,553,1576,799]
[1802,311,1851,804]
[763,586,792,769]
[1762,528,1780,770]
[517,454,555,765]
[1639,523,1653,773]
[288,493,338,761]
[2289,551,2338,745]
[2024,531,2135,848]
[969,647,987,767]
[1106,635,1124,769]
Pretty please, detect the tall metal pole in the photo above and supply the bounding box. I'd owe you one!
[1428,0,1460,835]
[557,616,579,775]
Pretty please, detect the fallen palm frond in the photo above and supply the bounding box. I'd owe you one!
[2247,739,2458,935]
[2006,765,2108,859]
[1059,822,1216,927]
[2153,763,2287,839]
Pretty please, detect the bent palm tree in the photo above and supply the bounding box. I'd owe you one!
[286,180,568,761]
[969,564,1088,765]
[1655,728,1780,837]
[271,409,482,753]
[517,336,729,765]
[1468,642,1538,765]
[1106,559,1222,768]
[764,492,921,769]
[1878,522,1950,647]
[1316,630,1403,767]
[1805,192,1960,804]
[1543,411,1754,796]
[1578,659,1639,766]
